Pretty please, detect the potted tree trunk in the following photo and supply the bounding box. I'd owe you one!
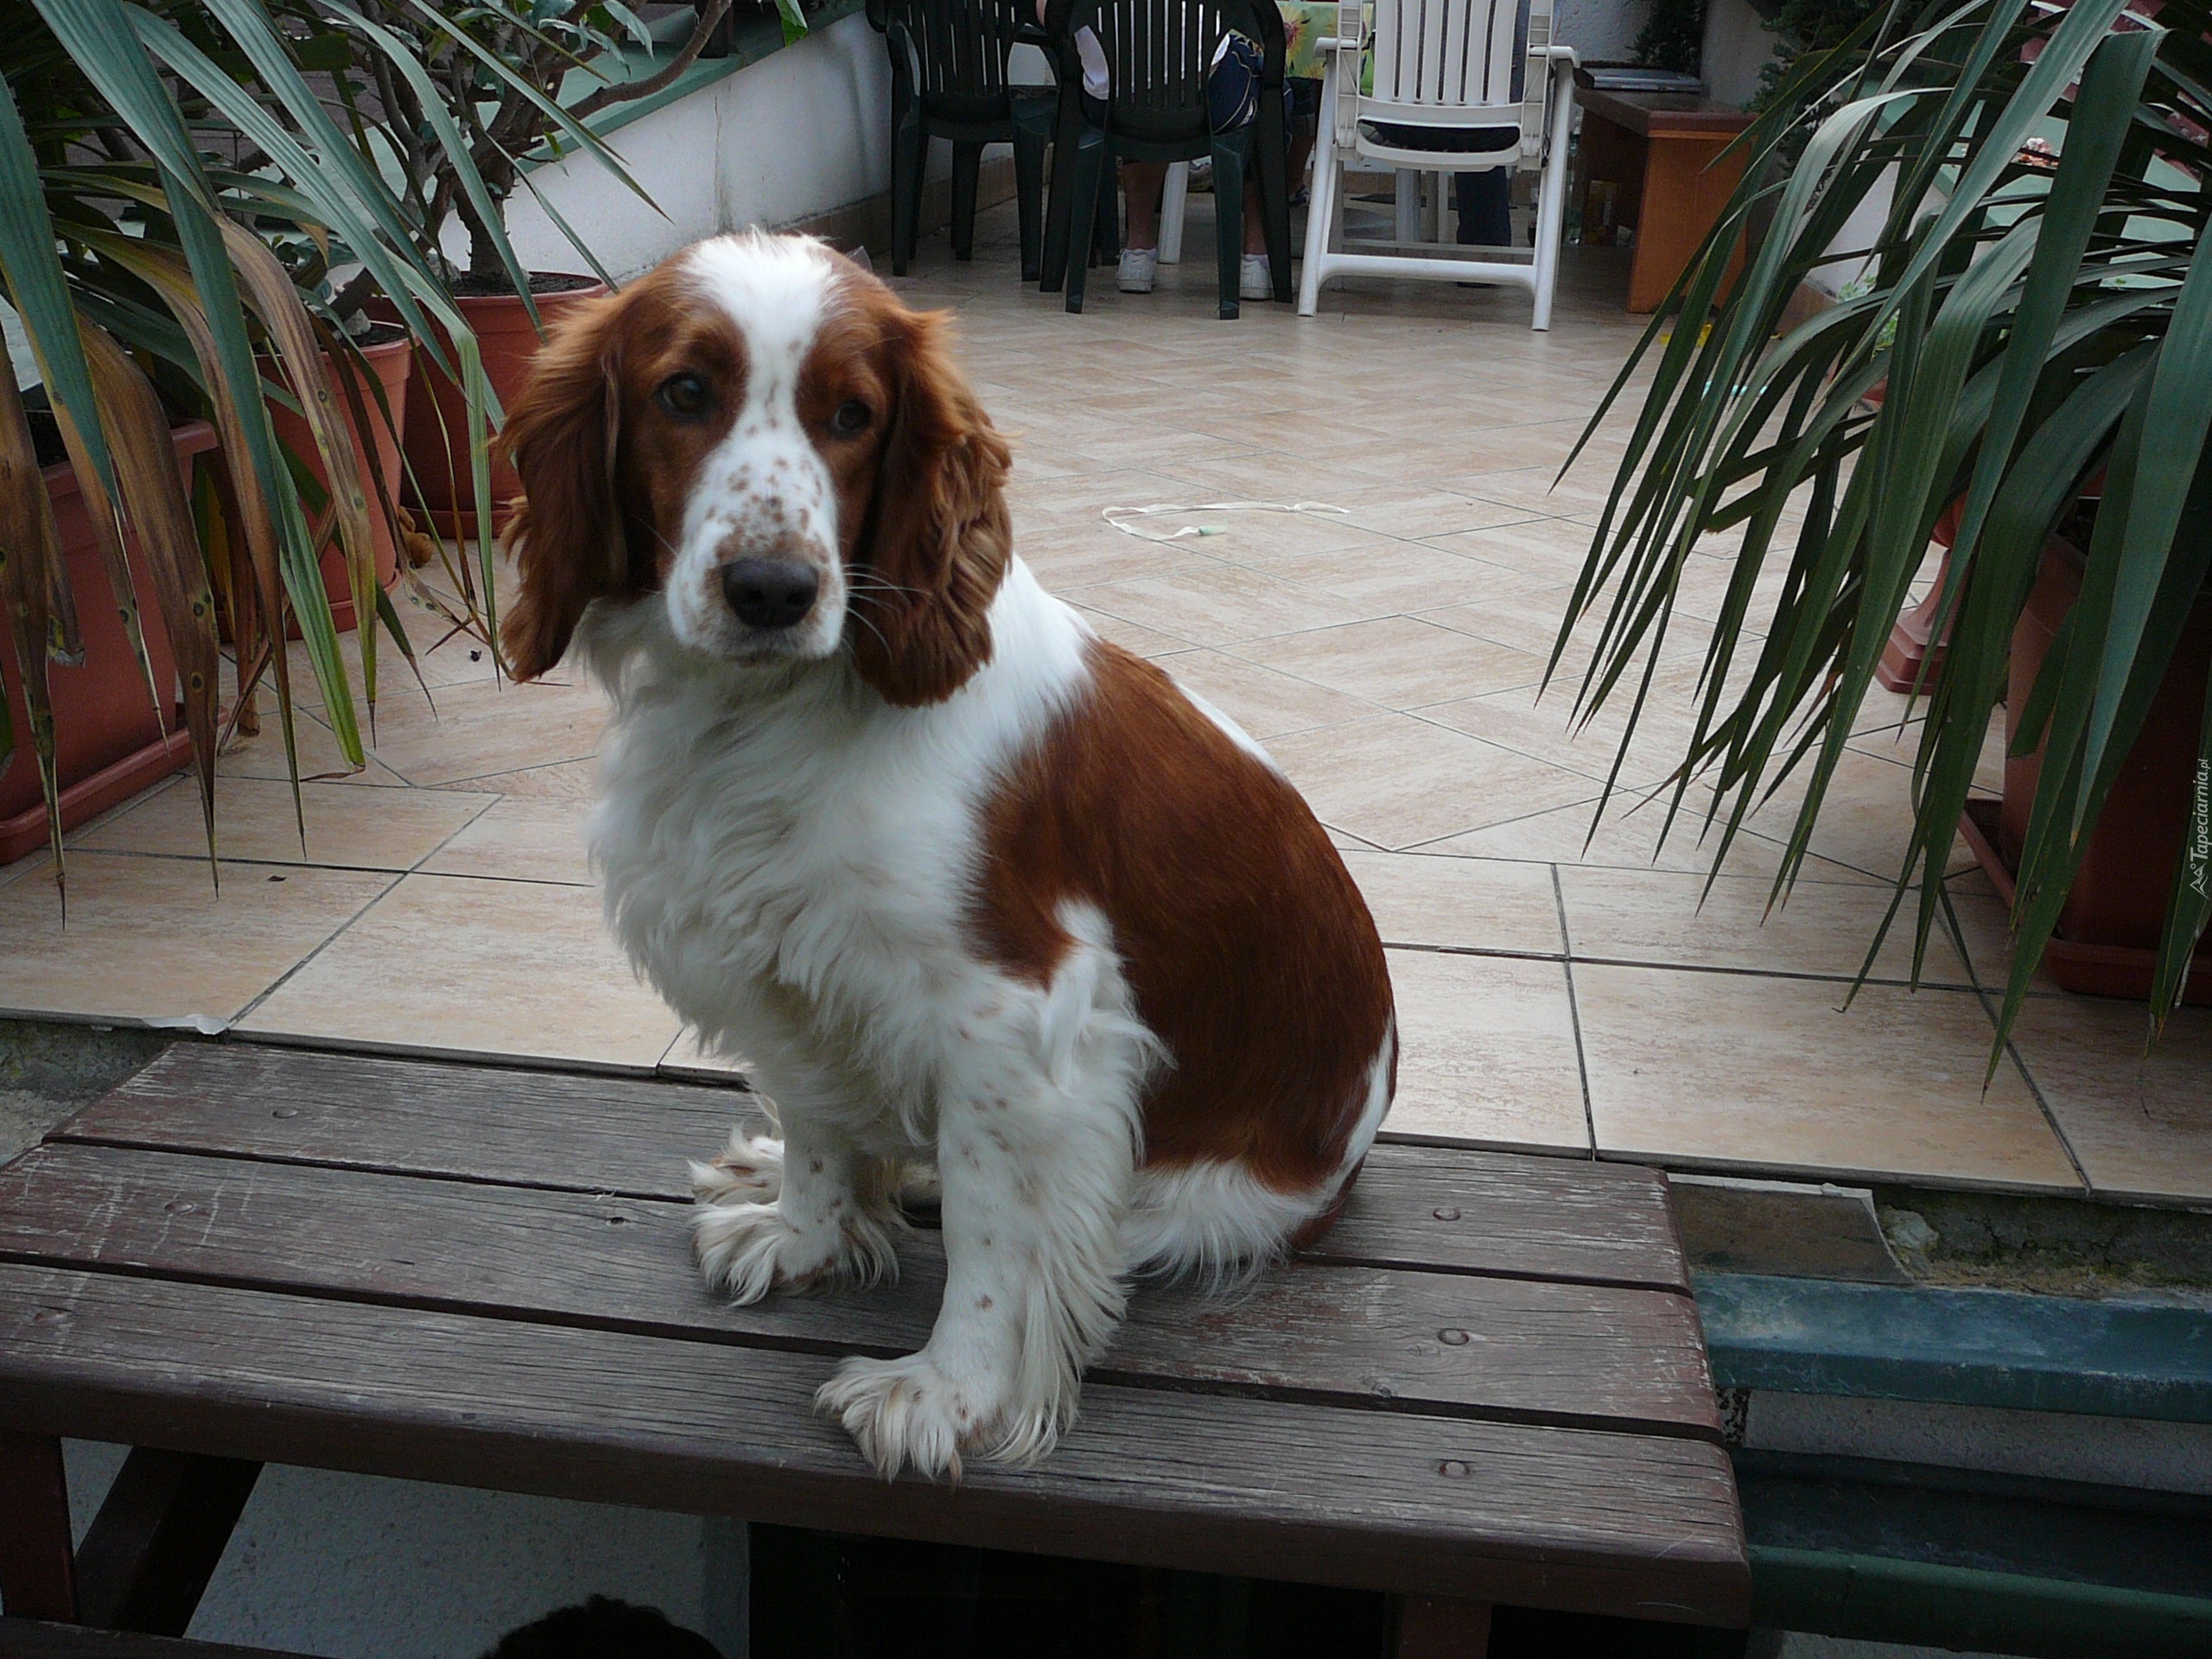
[1554,0,2212,1042]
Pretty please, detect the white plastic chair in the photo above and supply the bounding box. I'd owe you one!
[1296,0,1577,328]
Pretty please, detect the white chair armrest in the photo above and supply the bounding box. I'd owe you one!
[1326,6,1364,150]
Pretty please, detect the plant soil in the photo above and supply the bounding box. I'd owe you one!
[451,271,602,298]
[2055,493,2101,551]
[1876,1185,2212,1300]
[26,408,67,468]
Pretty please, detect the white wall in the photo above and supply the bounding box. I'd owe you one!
[1813,162,1896,296]
[1554,0,1778,95]
[1554,0,1651,67]
[1703,0,1776,108]
[499,12,898,282]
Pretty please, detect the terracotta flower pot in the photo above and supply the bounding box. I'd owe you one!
[1878,474,2108,696]
[1961,535,2212,1002]
[1876,499,1964,694]
[0,422,219,863]
[267,327,414,633]
[387,276,607,541]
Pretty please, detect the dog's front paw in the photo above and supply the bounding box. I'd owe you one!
[687,1126,784,1207]
[694,1197,900,1303]
[694,1202,841,1301]
[815,1353,1065,1481]
[816,1353,983,1481]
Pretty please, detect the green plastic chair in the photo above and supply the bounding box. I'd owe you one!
[870,0,1056,279]
[1039,0,1294,318]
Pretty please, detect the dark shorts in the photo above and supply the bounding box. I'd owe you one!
[1079,33,1289,137]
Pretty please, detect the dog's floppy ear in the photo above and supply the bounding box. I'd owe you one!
[497,292,636,680]
[849,308,1012,708]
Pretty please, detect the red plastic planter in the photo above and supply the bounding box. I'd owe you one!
[268,330,415,632]
[1957,537,2212,1005]
[0,422,219,864]
[386,278,607,541]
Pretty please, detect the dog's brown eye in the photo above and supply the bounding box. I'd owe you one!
[830,398,872,436]
[658,373,709,417]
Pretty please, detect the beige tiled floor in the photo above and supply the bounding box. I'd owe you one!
[1573,964,2082,1192]
[3,199,2205,1201]
[238,871,681,1070]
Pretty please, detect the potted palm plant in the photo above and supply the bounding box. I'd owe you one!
[1555,0,2212,1044]
[337,0,786,540]
[0,0,530,881]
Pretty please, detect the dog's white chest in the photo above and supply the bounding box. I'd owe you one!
[594,696,973,1017]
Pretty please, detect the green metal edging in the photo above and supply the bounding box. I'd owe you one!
[1751,1546,2212,1659]
[1697,1272,2212,1423]
[530,0,870,162]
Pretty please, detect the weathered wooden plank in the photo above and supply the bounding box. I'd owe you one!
[50,1042,749,1201]
[0,1144,1720,1440]
[1311,1146,1688,1295]
[54,1046,1688,1294]
[0,1264,1750,1624]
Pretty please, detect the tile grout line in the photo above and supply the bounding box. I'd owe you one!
[410,753,604,793]
[223,868,411,1032]
[1393,804,1910,889]
[21,844,597,892]
[404,788,509,877]
[1550,865,1599,1161]
[1379,935,2007,995]
[1943,885,2096,1194]
[217,702,545,1031]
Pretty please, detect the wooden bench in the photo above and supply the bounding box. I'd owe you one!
[0,1043,1748,1654]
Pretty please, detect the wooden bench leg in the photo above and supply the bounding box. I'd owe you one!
[74,1449,262,1636]
[0,1431,78,1620]
[1395,1595,1491,1658]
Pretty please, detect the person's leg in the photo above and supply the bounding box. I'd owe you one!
[1122,161,1169,249]
[1116,160,1169,292]
[1238,175,1274,305]
[1455,168,1513,246]
[1245,193,1269,254]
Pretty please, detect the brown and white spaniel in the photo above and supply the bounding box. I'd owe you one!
[499,232,1395,1480]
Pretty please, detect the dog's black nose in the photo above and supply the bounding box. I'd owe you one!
[720,558,818,630]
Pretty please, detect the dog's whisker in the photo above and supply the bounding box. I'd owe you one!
[846,572,925,600]
[843,607,893,655]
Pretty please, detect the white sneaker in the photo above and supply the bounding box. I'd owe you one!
[1116,247,1159,293]
[1239,253,1272,301]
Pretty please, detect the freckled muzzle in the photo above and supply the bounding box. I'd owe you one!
[667,374,849,662]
